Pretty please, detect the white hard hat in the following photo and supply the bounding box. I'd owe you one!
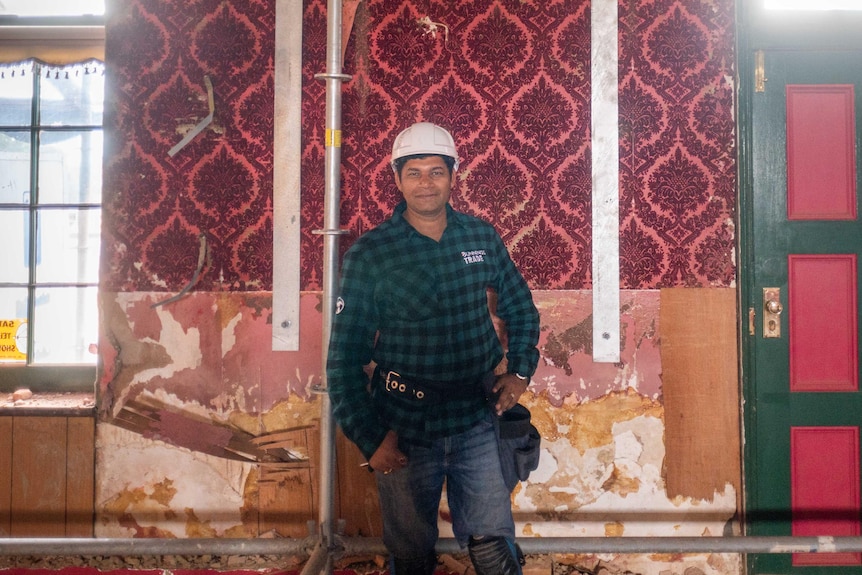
[390,122,459,171]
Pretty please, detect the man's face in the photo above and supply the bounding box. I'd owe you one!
[395,156,455,220]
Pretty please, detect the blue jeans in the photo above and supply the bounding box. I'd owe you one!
[375,414,515,561]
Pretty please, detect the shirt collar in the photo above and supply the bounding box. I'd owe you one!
[392,201,463,231]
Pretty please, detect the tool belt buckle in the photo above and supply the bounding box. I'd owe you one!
[384,370,425,400]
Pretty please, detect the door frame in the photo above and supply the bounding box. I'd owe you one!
[738,0,862,570]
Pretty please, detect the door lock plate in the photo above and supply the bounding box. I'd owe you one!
[763,287,782,338]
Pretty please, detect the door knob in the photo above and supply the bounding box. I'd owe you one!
[763,287,782,338]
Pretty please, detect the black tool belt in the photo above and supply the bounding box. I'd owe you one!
[374,366,489,403]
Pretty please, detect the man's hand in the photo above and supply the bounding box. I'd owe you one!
[491,373,529,415]
[368,430,408,475]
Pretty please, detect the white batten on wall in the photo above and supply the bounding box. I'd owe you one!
[272,0,304,351]
[591,0,621,363]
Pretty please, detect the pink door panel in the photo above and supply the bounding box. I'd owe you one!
[791,426,861,566]
[788,254,858,392]
[786,84,856,220]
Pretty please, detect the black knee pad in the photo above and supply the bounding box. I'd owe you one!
[468,535,523,575]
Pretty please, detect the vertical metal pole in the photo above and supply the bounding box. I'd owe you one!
[311,0,351,572]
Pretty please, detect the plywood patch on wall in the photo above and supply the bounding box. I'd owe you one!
[661,288,740,502]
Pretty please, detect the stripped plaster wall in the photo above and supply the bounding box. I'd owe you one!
[97,1,739,573]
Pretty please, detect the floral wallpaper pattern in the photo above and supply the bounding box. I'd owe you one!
[102,0,276,292]
[101,0,735,293]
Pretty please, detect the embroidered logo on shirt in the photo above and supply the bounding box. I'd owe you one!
[461,250,486,264]
[336,297,345,314]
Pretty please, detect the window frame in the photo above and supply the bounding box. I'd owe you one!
[0,15,104,63]
[0,16,104,393]
[747,1,862,48]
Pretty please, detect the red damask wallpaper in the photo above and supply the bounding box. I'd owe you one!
[102,1,276,293]
[102,0,735,293]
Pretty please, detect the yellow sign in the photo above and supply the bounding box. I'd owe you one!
[0,320,27,361]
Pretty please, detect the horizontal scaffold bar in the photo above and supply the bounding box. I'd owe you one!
[1,536,861,557]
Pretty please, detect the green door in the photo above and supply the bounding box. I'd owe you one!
[746,49,862,574]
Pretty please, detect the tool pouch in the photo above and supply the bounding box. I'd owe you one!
[482,372,541,491]
[496,403,541,491]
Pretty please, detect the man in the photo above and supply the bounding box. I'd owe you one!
[326,122,540,575]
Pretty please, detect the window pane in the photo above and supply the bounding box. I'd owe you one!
[0,287,28,363]
[0,210,30,283]
[0,64,34,126]
[35,208,100,283]
[39,130,103,204]
[32,286,97,364]
[0,131,32,203]
[40,63,104,126]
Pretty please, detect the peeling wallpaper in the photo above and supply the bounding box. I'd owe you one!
[533,291,661,404]
[99,292,323,425]
[97,291,739,570]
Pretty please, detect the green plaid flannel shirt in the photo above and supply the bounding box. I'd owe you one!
[326,201,540,460]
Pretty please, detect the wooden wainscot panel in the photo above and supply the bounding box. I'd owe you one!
[257,424,319,538]
[66,417,95,537]
[11,416,68,536]
[0,415,95,537]
[336,430,382,537]
[0,417,11,535]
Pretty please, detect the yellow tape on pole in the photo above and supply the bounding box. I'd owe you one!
[325,128,342,148]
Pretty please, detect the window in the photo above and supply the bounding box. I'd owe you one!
[0,4,104,390]
[0,59,103,368]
